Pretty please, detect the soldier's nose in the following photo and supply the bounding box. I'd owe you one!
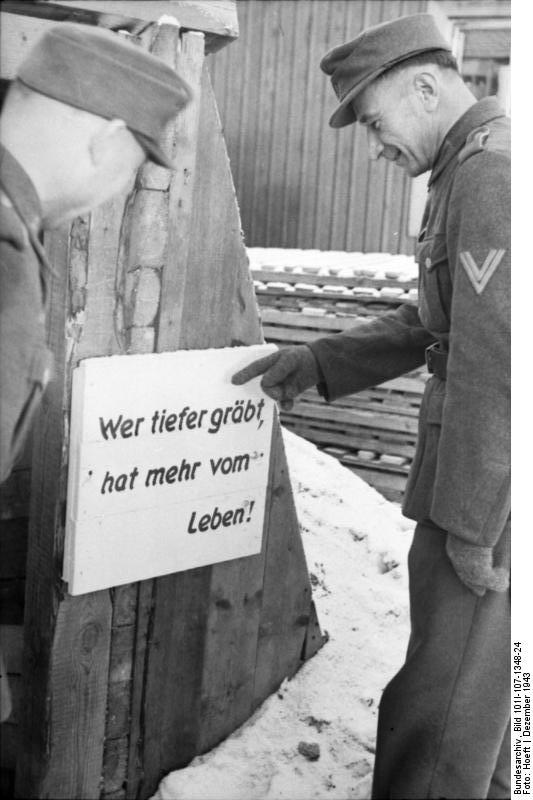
[367,129,383,161]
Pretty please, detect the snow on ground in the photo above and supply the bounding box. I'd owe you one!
[152,429,415,800]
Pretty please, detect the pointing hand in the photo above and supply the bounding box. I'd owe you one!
[232,345,320,411]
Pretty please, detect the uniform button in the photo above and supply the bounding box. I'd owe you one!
[425,257,432,270]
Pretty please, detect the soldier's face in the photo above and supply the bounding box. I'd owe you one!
[353,74,436,177]
[41,121,145,228]
[88,126,146,208]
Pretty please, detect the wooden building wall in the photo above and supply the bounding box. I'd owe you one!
[207,0,427,254]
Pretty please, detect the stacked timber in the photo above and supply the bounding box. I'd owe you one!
[248,248,426,503]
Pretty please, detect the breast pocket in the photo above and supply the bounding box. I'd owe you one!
[416,234,451,333]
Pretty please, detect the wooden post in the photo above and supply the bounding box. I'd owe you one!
[0,7,325,798]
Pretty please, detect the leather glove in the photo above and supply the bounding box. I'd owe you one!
[446,534,510,597]
[232,345,320,410]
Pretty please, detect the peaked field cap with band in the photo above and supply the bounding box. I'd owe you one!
[321,13,452,128]
[16,22,193,168]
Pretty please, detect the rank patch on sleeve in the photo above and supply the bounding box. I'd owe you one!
[459,249,506,295]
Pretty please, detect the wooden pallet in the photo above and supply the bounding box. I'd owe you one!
[253,268,417,291]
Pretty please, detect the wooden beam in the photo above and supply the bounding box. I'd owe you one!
[437,1,511,19]
[1,1,238,52]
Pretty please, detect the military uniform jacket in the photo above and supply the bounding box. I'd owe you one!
[0,145,53,483]
[310,98,510,564]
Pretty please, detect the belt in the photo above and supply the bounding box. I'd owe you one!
[425,343,448,380]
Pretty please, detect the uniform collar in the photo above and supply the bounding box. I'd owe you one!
[428,97,506,188]
[0,144,57,277]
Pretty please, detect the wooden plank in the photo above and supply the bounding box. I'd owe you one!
[112,584,137,628]
[131,30,210,798]
[301,600,324,661]
[156,30,205,350]
[125,582,152,799]
[264,0,294,246]
[298,388,421,417]
[108,626,135,684]
[313,0,349,249]
[106,681,131,740]
[295,0,331,247]
[103,27,203,796]
[102,736,128,796]
[252,422,313,704]
[252,269,417,289]
[284,413,417,446]
[247,1,278,247]
[340,457,409,476]
[283,399,419,434]
[281,0,314,246]
[280,422,416,458]
[335,0,365,249]
[261,310,356,330]
[2,1,239,52]
[229,0,261,245]
[263,325,330,343]
[344,0,376,250]
[139,568,212,796]
[438,1,511,19]
[328,0,363,250]
[196,550,265,753]
[125,28,207,800]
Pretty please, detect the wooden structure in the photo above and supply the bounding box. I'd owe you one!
[0,3,324,798]
[249,250,427,502]
[207,0,426,254]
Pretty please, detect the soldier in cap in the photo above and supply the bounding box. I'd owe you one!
[0,23,192,484]
[0,23,192,721]
[233,13,510,799]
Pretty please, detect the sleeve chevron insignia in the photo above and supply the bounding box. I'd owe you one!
[458,249,506,294]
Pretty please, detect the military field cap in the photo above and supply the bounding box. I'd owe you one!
[16,22,193,168]
[321,13,452,128]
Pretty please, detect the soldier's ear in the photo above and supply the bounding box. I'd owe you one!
[88,118,128,167]
[413,71,439,112]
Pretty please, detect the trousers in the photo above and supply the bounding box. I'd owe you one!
[371,521,510,799]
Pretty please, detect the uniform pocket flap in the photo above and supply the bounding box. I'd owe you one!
[417,234,447,273]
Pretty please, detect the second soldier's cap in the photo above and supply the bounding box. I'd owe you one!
[321,13,452,128]
[16,23,193,168]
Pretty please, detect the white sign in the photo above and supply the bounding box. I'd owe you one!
[63,345,277,595]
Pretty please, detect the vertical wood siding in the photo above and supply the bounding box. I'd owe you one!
[208,0,427,254]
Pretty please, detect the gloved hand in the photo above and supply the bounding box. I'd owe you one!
[232,345,320,411]
[446,534,510,597]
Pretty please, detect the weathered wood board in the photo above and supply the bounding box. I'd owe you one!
[1,1,238,53]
